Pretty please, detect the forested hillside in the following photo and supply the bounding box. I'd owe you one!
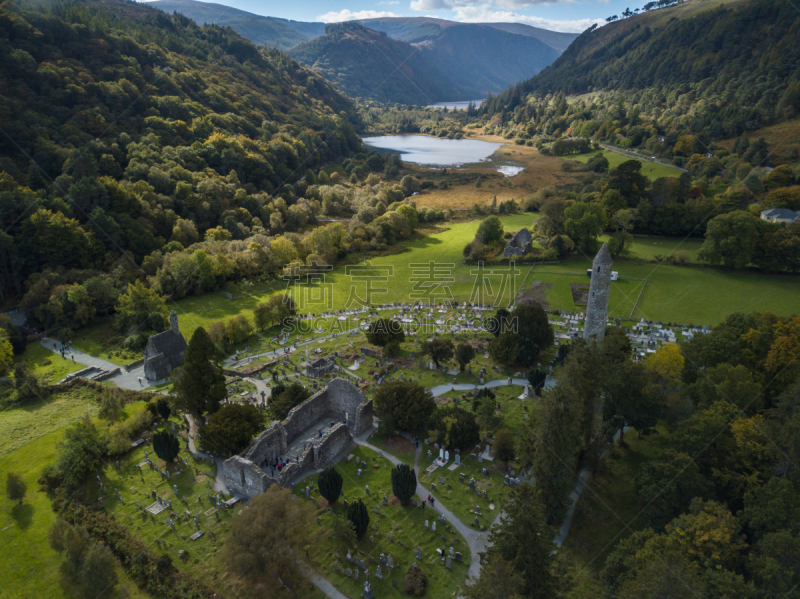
[483,0,800,140]
[0,0,361,302]
[288,22,458,105]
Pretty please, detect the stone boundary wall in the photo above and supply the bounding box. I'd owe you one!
[125,359,144,371]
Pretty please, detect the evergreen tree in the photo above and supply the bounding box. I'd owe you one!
[153,430,180,463]
[155,397,171,420]
[318,467,343,505]
[174,327,225,418]
[391,463,417,505]
[485,485,560,598]
[527,368,547,396]
[454,343,476,372]
[346,499,370,538]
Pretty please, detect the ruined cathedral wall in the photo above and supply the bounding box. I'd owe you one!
[313,423,353,467]
[242,422,287,465]
[223,455,276,496]
[282,387,332,442]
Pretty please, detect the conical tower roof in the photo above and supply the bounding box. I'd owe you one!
[593,242,613,266]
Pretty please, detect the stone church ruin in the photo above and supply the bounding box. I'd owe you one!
[222,378,373,497]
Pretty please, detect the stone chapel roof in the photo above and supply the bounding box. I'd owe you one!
[146,328,187,362]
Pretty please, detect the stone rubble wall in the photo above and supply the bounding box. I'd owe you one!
[354,398,374,437]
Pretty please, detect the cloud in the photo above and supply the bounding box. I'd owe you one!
[449,5,605,32]
[317,9,400,22]
[410,0,450,9]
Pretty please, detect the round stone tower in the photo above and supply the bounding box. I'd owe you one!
[583,243,612,341]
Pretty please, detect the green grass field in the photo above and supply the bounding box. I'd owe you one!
[531,256,800,325]
[599,234,705,264]
[160,211,800,340]
[296,445,471,598]
[0,397,154,599]
[17,342,85,385]
[0,385,99,458]
[571,150,683,181]
[167,214,536,337]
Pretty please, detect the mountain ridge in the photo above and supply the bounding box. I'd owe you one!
[148,0,576,103]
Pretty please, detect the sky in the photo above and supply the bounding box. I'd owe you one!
[167,0,654,33]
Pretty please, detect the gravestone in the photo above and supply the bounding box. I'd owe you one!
[445,556,452,569]
[475,505,481,515]
[387,555,394,568]
[455,552,462,562]
[432,521,436,532]
[416,548,422,560]
[475,516,480,526]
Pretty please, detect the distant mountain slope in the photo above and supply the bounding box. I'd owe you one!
[147,1,574,103]
[297,18,566,101]
[150,0,324,49]
[484,0,800,115]
[287,22,457,105]
[360,17,577,52]
[480,22,577,52]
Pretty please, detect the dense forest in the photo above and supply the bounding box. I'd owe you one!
[0,0,447,344]
[482,0,800,141]
[521,311,800,599]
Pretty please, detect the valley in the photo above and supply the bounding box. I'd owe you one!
[1,0,799,598]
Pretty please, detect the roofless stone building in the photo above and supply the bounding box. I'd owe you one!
[222,378,373,497]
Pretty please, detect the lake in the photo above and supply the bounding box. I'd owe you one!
[426,99,485,111]
[362,135,525,175]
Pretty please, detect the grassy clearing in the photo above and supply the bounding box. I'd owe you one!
[167,214,536,335]
[571,150,683,181]
[17,342,85,385]
[600,234,705,263]
[70,321,141,365]
[0,385,100,459]
[533,257,800,325]
[560,430,672,594]
[0,402,155,599]
[297,445,471,598]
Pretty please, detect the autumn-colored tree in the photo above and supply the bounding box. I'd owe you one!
[222,486,311,591]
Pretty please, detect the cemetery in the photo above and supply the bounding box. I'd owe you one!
[294,446,471,598]
[79,411,241,592]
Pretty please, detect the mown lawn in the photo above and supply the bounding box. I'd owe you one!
[297,445,471,598]
[533,257,800,325]
[571,149,683,180]
[598,234,705,264]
